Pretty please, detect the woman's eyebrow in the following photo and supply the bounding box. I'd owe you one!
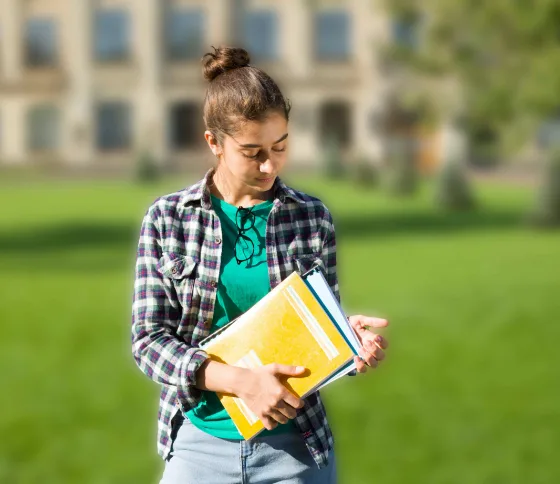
[238,133,289,149]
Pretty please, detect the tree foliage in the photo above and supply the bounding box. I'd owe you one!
[382,0,560,149]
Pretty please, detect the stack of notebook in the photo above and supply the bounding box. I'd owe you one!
[199,266,360,439]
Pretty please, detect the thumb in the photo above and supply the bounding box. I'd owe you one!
[271,364,306,376]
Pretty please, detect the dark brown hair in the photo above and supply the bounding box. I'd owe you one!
[202,46,291,145]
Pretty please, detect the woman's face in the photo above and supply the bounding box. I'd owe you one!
[206,111,289,193]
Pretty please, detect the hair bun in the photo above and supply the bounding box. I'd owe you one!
[202,46,251,82]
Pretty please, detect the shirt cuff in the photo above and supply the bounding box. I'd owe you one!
[177,347,209,412]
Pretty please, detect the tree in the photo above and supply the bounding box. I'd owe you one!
[434,120,476,210]
[530,149,560,226]
[381,0,560,152]
[323,136,344,179]
[435,157,476,211]
[384,135,418,196]
[135,151,160,184]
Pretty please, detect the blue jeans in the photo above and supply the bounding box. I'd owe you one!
[159,416,337,484]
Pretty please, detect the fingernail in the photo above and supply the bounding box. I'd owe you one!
[296,366,305,372]
[376,335,383,343]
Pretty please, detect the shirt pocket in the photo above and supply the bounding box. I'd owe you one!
[157,251,199,309]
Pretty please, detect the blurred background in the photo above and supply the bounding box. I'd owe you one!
[1,0,559,483]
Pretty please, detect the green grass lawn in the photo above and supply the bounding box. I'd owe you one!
[1,176,559,483]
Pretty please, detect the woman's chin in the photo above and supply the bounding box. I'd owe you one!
[252,177,276,190]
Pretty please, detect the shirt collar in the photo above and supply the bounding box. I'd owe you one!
[179,168,306,210]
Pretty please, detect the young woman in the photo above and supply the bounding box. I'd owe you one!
[132,46,389,484]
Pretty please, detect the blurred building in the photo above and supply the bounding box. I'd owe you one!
[0,0,446,172]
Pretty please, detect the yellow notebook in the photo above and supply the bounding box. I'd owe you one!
[199,270,356,440]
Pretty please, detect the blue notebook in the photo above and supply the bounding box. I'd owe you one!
[302,267,360,388]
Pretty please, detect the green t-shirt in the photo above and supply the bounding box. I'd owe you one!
[186,194,295,439]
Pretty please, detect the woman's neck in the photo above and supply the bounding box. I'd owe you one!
[209,166,274,207]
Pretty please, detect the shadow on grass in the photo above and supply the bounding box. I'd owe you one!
[0,211,522,270]
[0,222,139,273]
[0,253,136,273]
[0,222,138,253]
[336,209,523,239]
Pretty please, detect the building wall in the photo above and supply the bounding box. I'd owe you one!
[0,0,389,170]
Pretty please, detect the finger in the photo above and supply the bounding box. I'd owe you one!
[268,409,289,425]
[282,390,304,411]
[364,340,385,361]
[261,415,278,431]
[364,316,389,328]
[271,363,306,377]
[275,401,298,420]
[354,355,368,373]
[358,347,378,368]
[372,334,389,350]
[350,315,389,330]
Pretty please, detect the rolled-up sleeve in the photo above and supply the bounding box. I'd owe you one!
[131,206,208,410]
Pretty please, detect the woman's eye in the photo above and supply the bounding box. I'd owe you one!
[243,147,285,159]
[244,153,259,159]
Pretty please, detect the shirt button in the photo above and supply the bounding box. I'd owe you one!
[171,267,178,275]
[211,281,218,288]
[204,320,212,328]
[215,237,222,245]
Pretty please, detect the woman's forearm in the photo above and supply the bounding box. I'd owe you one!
[195,359,248,395]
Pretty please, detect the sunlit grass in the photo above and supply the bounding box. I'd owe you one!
[1,175,558,483]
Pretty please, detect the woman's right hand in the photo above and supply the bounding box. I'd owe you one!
[235,364,305,430]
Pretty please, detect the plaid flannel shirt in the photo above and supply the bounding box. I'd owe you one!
[132,169,341,469]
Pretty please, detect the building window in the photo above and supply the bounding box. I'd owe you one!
[27,105,60,151]
[25,18,57,66]
[169,102,203,150]
[164,7,204,61]
[319,101,352,149]
[392,13,420,50]
[94,9,130,62]
[243,10,278,61]
[313,10,351,61]
[96,102,132,150]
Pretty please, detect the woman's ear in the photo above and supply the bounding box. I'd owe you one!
[204,130,222,158]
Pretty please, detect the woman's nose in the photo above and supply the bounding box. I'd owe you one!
[259,158,275,174]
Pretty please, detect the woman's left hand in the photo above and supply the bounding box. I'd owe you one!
[348,315,389,373]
